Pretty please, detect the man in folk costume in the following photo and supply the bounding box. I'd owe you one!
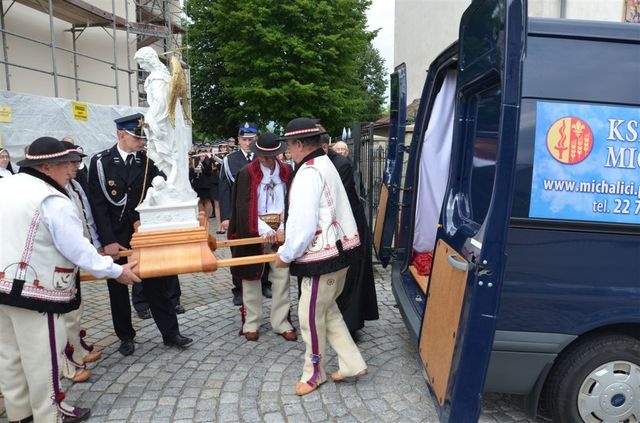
[0,137,140,423]
[275,118,368,396]
[60,141,103,384]
[219,122,273,305]
[228,132,297,342]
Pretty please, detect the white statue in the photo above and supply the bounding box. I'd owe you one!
[140,176,181,207]
[134,46,195,204]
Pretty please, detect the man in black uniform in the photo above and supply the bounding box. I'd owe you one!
[87,113,192,356]
[219,122,272,305]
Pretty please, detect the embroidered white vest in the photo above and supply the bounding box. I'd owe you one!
[0,174,78,304]
[294,155,360,266]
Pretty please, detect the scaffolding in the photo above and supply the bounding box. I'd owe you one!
[0,0,186,106]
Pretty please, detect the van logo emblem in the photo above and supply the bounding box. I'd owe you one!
[546,117,593,164]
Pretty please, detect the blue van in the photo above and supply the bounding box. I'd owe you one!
[375,1,640,422]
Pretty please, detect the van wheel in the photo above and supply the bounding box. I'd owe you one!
[545,334,640,423]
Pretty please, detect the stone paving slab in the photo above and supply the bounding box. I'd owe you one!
[0,230,548,423]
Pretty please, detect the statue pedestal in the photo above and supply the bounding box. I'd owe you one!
[136,199,199,233]
[129,213,217,279]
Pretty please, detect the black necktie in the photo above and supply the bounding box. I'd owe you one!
[126,154,134,167]
[247,153,253,162]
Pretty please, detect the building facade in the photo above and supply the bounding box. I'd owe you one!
[395,0,629,102]
[0,0,185,107]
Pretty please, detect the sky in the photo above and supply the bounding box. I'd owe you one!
[366,0,394,102]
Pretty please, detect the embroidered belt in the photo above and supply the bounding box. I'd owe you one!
[259,213,281,231]
[0,278,76,303]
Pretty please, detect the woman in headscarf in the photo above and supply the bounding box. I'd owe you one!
[0,148,15,177]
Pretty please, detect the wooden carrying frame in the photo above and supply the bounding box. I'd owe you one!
[79,214,283,281]
[419,239,468,405]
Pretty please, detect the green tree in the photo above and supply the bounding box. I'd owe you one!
[185,0,386,138]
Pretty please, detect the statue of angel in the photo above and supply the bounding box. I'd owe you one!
[134,47,195,204]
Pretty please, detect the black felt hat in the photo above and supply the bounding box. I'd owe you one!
[281,117,326,140]
[249,132,287,157]
[17,137,81,167]
[60,141,87,159]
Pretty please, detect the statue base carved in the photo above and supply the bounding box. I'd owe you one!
[129,212,216,279]
[136,198,199,232]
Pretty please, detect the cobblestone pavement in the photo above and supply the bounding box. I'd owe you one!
[0,231,548,423]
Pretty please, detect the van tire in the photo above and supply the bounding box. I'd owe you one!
[545,333,640,423]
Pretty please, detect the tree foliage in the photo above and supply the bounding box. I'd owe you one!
[185,0,386,138]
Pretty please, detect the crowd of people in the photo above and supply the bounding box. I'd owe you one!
[0,116,378,421]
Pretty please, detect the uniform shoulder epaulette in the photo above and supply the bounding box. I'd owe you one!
[96,148,112,158]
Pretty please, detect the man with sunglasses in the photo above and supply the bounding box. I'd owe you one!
[87,113,193,357]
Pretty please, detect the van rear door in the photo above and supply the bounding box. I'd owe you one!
[417,1,527,421]
[373,63,407,267]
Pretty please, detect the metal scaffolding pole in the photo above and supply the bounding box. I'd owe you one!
[71,25,79,100]
[125,0,133,106]
[0,1,11,90]
[111,0,120,103]
[47,0,59,97]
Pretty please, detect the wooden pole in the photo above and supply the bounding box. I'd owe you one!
[80,253,280,281]
[115,235,280,258]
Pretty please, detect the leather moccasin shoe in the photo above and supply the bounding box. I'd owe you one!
[295,380,324,396]
[163,334,193,348]
[71,369,91,383]
[137,309,152,319]
[280,329,298,341]
[244,331,259,341]
[62,407,91,423]
[82,350,102,364]
[118,339,135,356]
[331,368,368,382]
[262,285,272,298]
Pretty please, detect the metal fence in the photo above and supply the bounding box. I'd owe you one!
[345,122,387,226]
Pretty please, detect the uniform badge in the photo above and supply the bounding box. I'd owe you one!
[108,180,115,186]
[111,190,117,196]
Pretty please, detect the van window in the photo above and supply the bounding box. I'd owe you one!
[466,86,501,225]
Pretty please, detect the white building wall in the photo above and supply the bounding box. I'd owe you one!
[395,0,627,102]
[0,1,150,106]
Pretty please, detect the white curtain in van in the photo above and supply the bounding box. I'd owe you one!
[413,71,456,253]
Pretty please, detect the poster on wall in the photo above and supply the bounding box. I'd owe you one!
[624,0,640,22]
[529,101,640,225]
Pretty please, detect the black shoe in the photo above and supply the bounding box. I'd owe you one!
[232,290,242,306]
[137,309,152,319]
[175,304,186,314]
[118,339,135,356]
[8,416,33,423]
[62,407,91,423]
[262,285,272,299]
[163,334,193,348]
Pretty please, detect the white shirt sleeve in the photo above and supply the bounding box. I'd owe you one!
[277,167,322,263]
[41,195,123,279]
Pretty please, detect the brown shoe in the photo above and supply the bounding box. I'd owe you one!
[71,368,92,383]
[295,380,323,396]
[244,331,259,341]
[82,350,102,364]
[331,368,368,382]
[280,329,298,341]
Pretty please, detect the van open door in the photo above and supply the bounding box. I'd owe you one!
[373,63,407,267]
[417,1,526,421]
